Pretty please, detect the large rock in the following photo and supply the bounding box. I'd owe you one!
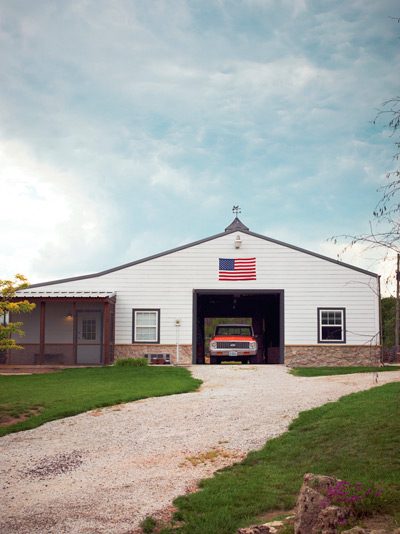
[237,526,271,534]
[294,474,350,534]
[313,505,351,534]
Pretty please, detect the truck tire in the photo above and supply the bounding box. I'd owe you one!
[210,356,218,365]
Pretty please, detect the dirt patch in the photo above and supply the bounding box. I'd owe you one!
[0,366,64,375]
[256,510,294,523]
[23,450,85,479]
[129,483,202,533]
[0,407,42,427]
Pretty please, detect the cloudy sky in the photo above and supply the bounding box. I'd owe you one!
[1,0,399,286]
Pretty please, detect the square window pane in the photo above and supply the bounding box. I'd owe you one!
[136,326,157,341]
[322,326,342,341]
[82,319,96,341]
[334,312,342,324]
[136,312,156,326]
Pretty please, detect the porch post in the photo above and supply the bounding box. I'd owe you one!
[72,301,77,364]
[104,301,110,366]
[39,301,46,365]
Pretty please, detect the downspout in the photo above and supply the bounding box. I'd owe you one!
[396,254,400,360]
[378,276,383,365]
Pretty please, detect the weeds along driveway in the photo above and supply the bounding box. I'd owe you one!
[1,365,400,534]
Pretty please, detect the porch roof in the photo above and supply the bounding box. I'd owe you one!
[16,290,116,300]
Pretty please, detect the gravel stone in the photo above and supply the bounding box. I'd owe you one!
[1,365,399,534]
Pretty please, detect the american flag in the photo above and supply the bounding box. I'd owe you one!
[219,258,256,280]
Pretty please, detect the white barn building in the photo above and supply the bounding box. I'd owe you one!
[8,218,381,367]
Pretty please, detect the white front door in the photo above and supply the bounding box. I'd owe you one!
[76,311,103,364]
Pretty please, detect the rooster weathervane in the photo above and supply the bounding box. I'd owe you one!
[232,205,241,217]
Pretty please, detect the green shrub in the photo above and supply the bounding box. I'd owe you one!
[113,357,148,367]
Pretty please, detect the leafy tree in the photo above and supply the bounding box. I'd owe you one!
[0,274,36,352]
[381,296,396,347]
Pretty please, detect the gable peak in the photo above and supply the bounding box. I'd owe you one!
[225,217,249,232]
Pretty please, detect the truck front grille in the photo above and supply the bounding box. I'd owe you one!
[216,342,250,349]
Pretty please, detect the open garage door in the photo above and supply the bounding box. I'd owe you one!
[192,290,284,364]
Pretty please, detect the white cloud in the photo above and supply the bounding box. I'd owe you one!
[0,0,399,284]
[0,138,119,282]
[0,140,72,277]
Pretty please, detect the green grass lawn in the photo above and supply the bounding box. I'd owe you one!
[290,366,400,377]
[162,382,400,534]
[0,366,202,437]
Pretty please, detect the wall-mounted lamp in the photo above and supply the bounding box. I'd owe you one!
[66,312,73,319]
[234,234,242,248]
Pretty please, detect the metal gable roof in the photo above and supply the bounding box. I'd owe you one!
[27,218,378,288]
[16,290,116,298]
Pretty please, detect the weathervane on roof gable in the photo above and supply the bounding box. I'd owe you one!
[232,205,241,217]
[225,206,249,232]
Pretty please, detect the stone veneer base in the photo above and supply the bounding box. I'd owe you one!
[114,344,192,365]
[115,344,382,367]
[285,345,382,367]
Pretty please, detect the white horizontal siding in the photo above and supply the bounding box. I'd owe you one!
[28,232,380,346]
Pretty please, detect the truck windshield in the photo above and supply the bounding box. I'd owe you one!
[215,326,252,336]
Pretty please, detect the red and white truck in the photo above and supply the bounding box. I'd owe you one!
[209,324,258,364]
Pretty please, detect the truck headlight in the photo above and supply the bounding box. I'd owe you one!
[249,342,257,350]
[210,341,217,350]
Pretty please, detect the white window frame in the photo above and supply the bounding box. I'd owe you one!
[318,308,346,344]
[132,309,160,344]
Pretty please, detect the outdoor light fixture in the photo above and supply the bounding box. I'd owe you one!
[234,234,242,248]
[66,312,73,319]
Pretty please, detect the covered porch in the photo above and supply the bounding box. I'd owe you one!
[7,291,116,366]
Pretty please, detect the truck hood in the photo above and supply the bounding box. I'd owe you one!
[211,336,256,342]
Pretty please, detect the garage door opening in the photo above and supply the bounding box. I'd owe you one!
[193,290,284,364]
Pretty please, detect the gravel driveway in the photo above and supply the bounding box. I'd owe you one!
[1,365,400,534]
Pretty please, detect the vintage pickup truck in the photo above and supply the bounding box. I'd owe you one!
[209,324,258,364]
